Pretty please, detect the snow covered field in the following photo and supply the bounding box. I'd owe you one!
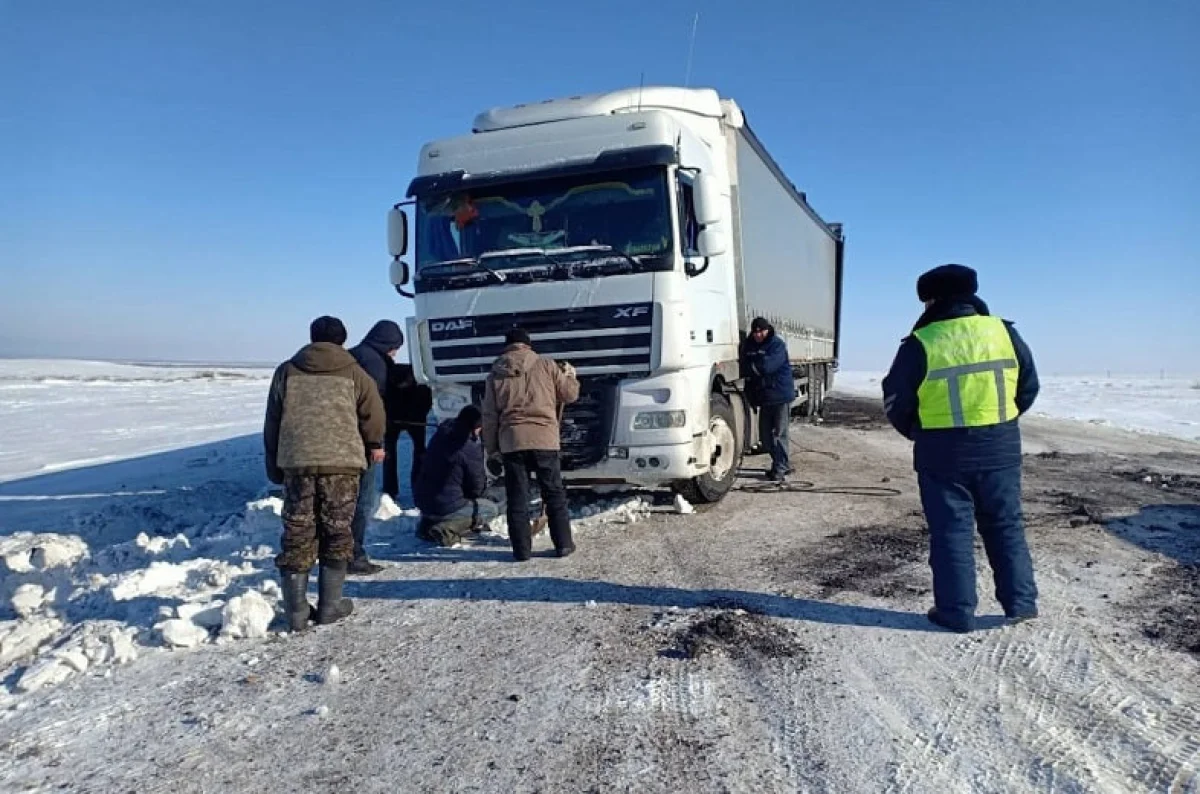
[835,370,1200,442]
[0,359,274,482]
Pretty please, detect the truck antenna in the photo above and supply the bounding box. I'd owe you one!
[638,72,645,111]
[684,12,700,87]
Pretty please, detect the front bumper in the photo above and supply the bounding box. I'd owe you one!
[561,440,698,485]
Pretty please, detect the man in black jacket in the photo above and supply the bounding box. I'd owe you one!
[414,405,503,546]
[740,317,797,481]
[347,319,403,575]
[883,264,1040,633]
[384,360,433,503]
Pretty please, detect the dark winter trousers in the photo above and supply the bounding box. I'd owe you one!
[502,450,572,560]
[275,473,359,572]
[350,462,379,562]
[918,465,1038,630]
[383,423,427,501]
[760,402,791,477]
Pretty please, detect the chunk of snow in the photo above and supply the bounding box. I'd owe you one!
[324,664,342,686]
[10,584,50,618]
[109,558,247,601]
[220,591,274,640]
[0,617,64,666]
[57,648,90,673]
[110,562,190,601]
[108,628,139,664]
[673,494,695,515]
[1,533,88,574]
[17,656,77,693]
[314,705,330,717]
[135,532,191,555]
[31,536,89,570]
[240,498,284,536]
[177,601,225,629]
[158,618,210,649]
[374,494,404,521]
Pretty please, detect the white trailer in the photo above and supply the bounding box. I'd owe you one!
[388,86,844,502]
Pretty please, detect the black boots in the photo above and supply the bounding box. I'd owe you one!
[280,570,312,632]
[347,556,384,576]
[316,562,354,625]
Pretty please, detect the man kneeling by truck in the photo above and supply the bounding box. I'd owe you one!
[414,406,503,546]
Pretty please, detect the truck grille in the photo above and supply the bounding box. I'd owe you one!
[438,304,651,470]
[559,379,617,470]
[427,303,653,382]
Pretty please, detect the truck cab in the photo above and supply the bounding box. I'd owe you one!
[388,86,842,503]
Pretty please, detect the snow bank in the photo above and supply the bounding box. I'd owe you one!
[0,496,288,697]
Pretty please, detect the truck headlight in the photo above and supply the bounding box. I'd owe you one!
[633,410,686,430]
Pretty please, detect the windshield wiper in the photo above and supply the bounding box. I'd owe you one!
[482,245,642,276]
[481,248,575,278]
[554,244,641,271]
[422,256,507,284]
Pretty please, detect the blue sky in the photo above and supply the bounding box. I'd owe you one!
[1,0,1196,373]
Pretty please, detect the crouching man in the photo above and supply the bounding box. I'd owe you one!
[414,405,503,546]
[264,316,385,630]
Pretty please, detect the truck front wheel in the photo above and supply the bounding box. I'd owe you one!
[674,392,741,504]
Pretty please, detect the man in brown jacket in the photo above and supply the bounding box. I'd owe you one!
[482,327,580,561]
[264,316,386,630]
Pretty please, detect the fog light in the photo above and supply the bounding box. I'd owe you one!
[633,410,686,430]
[607,446,630,460]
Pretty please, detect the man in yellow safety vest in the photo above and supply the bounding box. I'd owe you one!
[883,264,1041,633]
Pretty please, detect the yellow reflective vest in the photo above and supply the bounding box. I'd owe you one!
[913,315,1019,429]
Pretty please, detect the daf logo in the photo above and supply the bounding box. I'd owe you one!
[431,318,473,332]
[613,306,649,319]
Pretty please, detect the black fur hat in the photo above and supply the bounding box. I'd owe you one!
[917,264,978,302]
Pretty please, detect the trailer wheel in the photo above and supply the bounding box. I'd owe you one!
[799,365,827,418]
[811,366,827,418]
[674,392,741,504]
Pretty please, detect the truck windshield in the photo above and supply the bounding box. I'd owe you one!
[415,168,673,274]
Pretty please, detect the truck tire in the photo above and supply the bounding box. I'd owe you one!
[799,365,827,418]
[674,392,741,504]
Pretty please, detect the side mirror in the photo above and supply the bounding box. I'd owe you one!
[387,206,409,257]
[390,259,413,298]
[693,174,723,226]
[697,226,727,258]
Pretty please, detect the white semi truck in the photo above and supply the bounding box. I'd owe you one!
[387,86,844,503]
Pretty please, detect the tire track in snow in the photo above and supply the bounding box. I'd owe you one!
[883,618,1200,793]
[1002,624,1200,793]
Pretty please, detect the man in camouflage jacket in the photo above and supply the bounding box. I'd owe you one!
[264,316,385,630]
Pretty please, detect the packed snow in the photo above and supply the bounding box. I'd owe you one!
[0,358,658,699]
[835,370,1200,441]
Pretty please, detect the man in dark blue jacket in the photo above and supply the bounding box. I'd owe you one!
[742,317,797,481]
[414,405,503,546]
[347,319,404,575]
[883,264,1040,633]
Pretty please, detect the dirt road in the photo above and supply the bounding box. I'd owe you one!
[3,396,1199,793]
